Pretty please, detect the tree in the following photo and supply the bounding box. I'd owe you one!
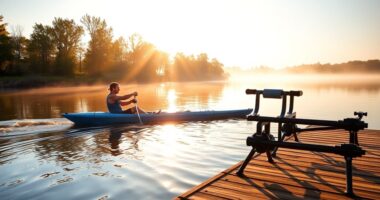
[134,43,166,82]
[28,23,55,74]
[111,36,127,63]
[81,14,113,76]
[77,42,85,74]
[0,15,13,75]
[170,53,197,81]
[51,18,84,76]
[209,58,226,80]
[124,34,169,82]
[196,53,209,79]
[169,52,226,81]
[8,25,29,74]
[125,33,143,69]
[10,25,27,60]
[80,14,102,37]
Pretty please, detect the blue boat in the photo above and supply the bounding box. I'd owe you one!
[63,109,253,126]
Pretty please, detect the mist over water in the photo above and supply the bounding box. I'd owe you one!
[3,74,378,127]
[0,76,379,199]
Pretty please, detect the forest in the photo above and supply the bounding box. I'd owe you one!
[0,15,228,85]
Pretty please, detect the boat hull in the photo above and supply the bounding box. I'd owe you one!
[63,109,253,126]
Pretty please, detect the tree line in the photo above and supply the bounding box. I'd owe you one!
[227,60,380,75]
[0,15,227,82]
[284,60,380,74]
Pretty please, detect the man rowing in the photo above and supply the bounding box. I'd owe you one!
[106,82,149,114]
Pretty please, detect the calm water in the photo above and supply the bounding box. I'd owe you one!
[1,75,380,199]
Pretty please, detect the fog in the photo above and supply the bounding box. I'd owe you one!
[227,71,380,84]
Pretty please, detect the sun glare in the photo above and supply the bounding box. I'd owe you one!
[76,98,89,112]
[167,89,178,113]
[79,0,373,69]
[2,0,378,70]
[155,124,182,156]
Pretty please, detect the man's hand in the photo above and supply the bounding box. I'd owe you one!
[131,99,137,104]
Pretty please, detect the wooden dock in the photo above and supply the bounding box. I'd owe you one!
[176,128,380,199]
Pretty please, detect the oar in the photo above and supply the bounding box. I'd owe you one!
[134,98,143,125]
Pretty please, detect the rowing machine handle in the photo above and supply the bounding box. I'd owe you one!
[354,111,367,120]
[289,90,303,96]
[246,89,260,95]
[354,111,367,116]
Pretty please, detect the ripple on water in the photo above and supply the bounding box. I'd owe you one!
[0,119,253,199]
[0,118,73,137]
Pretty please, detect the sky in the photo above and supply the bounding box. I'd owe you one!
[1,0,379,69]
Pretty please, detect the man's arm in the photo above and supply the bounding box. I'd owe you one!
[120,99,136,106]
[108,92,137,103]
[115,92,137,101]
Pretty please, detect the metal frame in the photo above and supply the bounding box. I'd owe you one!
[239,89,368,197]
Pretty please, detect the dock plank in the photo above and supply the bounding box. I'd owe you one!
[176,129,380,199]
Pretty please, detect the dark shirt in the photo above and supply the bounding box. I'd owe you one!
[107,94,123,113]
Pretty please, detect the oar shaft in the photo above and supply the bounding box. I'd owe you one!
[135,102,143,124]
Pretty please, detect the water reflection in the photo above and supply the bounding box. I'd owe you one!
[0,116,376,199]
[107,127,145,157]
[109,130,122,156]
[229,74,380,93]
[289,81,380,93]
[0,77,379,199]
[34,131,87,166]
[0,124,148,168]
[0,78,380,128]
[166,89,177,112]
[0,82,227,120]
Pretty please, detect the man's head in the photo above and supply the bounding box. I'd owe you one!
[109,82,120,94]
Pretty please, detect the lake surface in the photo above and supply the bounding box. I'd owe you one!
[0,75,379,199]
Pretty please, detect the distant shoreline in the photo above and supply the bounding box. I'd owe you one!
[2,73,380,90]
[2,60,379,89]
[0,76,104,90]
[0,75,226,90]
[226,59,380,74]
